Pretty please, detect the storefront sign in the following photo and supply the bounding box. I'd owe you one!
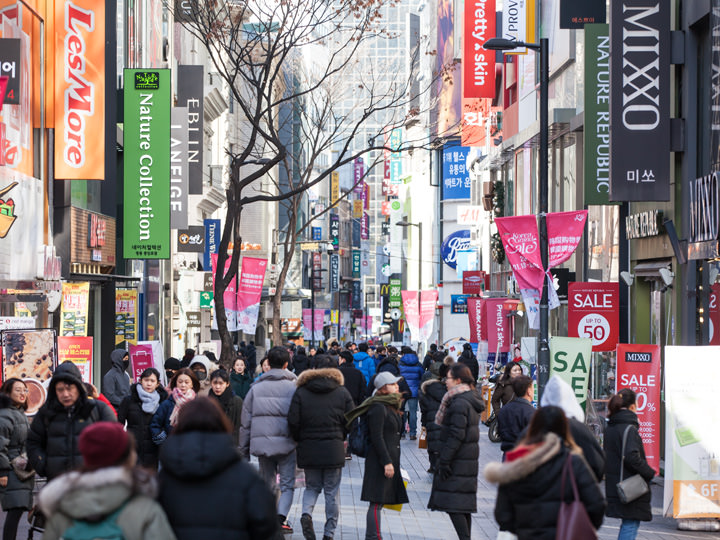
[199,291,213,310]
[463,0,495,99]
[54,0,105,180]
[58,336,93,384]
[710,283,720,345]
[177,225,204,252]
[451,294,470,314]
[442,145,471,200]
[389,278,402,309]
[330,254,339,292]
[486,298,510,353]
[236,257,267,334]
[467,297,484,343]
[353,200,363,219]
[352,250,361,278]
[361,213,369,240]
[70,208,116,268]
[330,171,340,204]
[457,205,485,225]
[712,5,720,171]
[389,128,403,184]
[463,270,488,295]
[689,172,719,243]
[170,107,189,229]
[353,158,365,193]
[203,219,221,270]
[329,213,339,246]
[550,336,592,407]
[560,0,605,29]
[626,210,663,239]
[177,65,204,194]
[115,288,138,344]
[616,343,661,472]
[60,282,89,337]
[568,282,619,351]
[186,311,201,328]
[610,0,670,202]
[440,229,472,269]
[502,0,535,54]
[0,39,20,105]
[312,227,322,241]
[0,317,35,330]
[123,69,171,259]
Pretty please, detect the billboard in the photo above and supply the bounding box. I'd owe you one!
[463,0,496,99]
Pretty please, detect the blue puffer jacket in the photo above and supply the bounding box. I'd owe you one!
[398,354,424,398]
[353,352,375,385]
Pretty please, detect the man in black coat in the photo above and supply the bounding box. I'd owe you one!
[288,356,354,540]
[497,376,535,453]
[338,351,366,406]
[27,362,116,480]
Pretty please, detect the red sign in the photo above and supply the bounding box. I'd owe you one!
[57,336,93,384]
[615,344,661,473]
[0,76,7,113]
[485,298,510,353]
[129,343,154,382]
[568,282,619,352]
[463,270,488,295]
[495,215,545,291]
[546,210,588,268]
[467,297,485,343]
[463,0,496,99]
[710,284,720,345]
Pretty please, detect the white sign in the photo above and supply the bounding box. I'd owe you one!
[0,317,36,330]
[457,205,485,226]
[502,0,534,54]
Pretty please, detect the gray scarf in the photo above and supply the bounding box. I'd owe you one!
[136,385,160,414]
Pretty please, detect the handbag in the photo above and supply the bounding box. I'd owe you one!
[10,453,35,482]
[418,427,428,449]
[556,454,597,540]
[616,425,650,504]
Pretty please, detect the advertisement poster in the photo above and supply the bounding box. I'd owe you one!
[58,336,93,384]
[236,257,267,334]
[313,310,325,342]
[549,336,592,408]
[568,282,619,351]
[494,215,545,291]
[441,145,471,200]
[129,343,154,382]
[467,297,485,343]
[401,290,421,340]
[546,210,587,268]
[485,298,510,354]
[2,329,56,415]
[60,282,90,337]
[302,309,313,341]
[462,0,495,98]
[418,290,438,342]
[710,284,720,346]
[115,289,138,344]
[211,254,238,332]
[451,294,470,314]
[616,344,661,472]
[665,347,720,519]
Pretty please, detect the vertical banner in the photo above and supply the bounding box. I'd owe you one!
[352,250,361,278]
[485,298,510,353]
[123,69,171,259]
[330,171,340,204]
[494,215,545,290]
[203,219,221,270]
[549,337,592,408]
[211,254,238,332]
[361,213,369,240]
[330,254,339,292]
[170,107,189,229]
[313,310,325,342]
[329,213,339,247]
[129,343,154,382]
[665,347,720,518]
[54,0,105,180]
[352,200,363,219]
[502,0,535,54]
[389,128,403,184]
[441,144,471,199]
[236,257,267,334]
[710,283,720,346]
[60,282,90,336]
[568,282,619,351]
[560,0,606,28]
[302,309,313,341]
[467,297,484,343]
[401,290,421,340]
[115,288,138,344]
[713,6,720,171]
[546,210,587,268]
[463,0,496,99]
[353,158,364,192]
[616,344,661,472]
[418,290,438,342]
[57,336,93,384]
[610,0,670,201]
[177,65,204,194]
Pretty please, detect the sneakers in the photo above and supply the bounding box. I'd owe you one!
[301,513,315,540]
[278,515,293,535]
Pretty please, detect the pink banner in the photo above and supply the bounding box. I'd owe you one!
[129,344,154,382]
[236,257,267,334]
[485,298,510,354]
[546,210,588,268]
[401,290,421,339]
[313,310,325,341]
[211,253,238,331]
[418,290,438,342]
[302,309,313,341]
[494,215,545,291]
[467,297,484,343]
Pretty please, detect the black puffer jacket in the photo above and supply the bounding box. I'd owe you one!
[486,434,606,540]
[288,368,354,469]
[27,363,116,480]
[458,350,479,382]
[293,353,311,376]
[208,387,243,446]
[428,388,484,513]
[0,394,33,510]
[418,378,446,456]
[497,398,535,452]
[604,409,655,521]
[159,431,277,540]
[339,362,366,406]
[569,418,605,481]
[367,359,411,399]
[117,384,168,468]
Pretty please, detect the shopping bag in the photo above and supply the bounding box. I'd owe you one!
[384,469,410,512]
[418,427,428,449]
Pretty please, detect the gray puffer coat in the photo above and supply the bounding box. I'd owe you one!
[239,369,297,459]
[0,394,33,510]
[102,349,131,409]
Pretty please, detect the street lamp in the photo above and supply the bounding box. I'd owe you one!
[483,37,550,400]
[396,220,423,291]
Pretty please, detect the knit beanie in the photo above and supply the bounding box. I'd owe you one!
[79,422,130,470]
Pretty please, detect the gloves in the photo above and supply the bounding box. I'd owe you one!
[437,463,452,481]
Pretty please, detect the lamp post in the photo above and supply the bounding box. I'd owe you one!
[484,37,550,400]
[396,220,423,291]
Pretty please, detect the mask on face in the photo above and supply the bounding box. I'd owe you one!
[166,370,175,381]
[193,369,207,381]
[123,358,130,370]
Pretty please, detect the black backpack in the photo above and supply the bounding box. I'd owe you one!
[348,413,371,458]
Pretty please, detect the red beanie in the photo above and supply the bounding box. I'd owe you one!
[79,422,130,470]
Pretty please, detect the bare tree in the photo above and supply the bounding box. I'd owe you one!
[175,0,453,364]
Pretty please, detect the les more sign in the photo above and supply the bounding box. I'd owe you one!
[568,282,619,352]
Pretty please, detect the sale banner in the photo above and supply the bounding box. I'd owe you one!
[467,297,485,343]
[60,282,90,337]
[211,254,238,332]
[236,257,267,334]
[494,215,545,291]
[665,346,720,519]
[549,336,592,408]
[616,344,661,472]
[568,282,619,351]
[417,290,438,342]
[129,343,154,382]
[710,284,720,345]
[546,210,588,268]
[57,336,93,384]
[115,288,138,344]
[485,298,510,354]
[401,290,421,341]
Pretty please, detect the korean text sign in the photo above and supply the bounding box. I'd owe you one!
[442,145,471,200]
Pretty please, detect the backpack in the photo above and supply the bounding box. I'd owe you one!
[60,503,126,540]
[348,413,371,458]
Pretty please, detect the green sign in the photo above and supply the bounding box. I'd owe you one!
[583,25,616,206]
[123,69,171,259]
[549,336,592,407]
[352,250,361,278]
[388,277,401,309]
[200,291,213,309]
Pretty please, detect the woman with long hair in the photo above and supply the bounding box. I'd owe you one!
[604,388,655,540]
[208,369,243,445]
[491,362,524,415]
[485,406,605,539]
[0,378,33,540]
[230,357,252,399]
[150,368,199,446]
[427,364,485,540]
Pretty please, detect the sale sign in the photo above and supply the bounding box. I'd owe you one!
[710,284,720,345]
[568,282,619,351]
[129,343,154,382]
[550,337,592,408]
[546,211,588,268]
[494,215,545,291]
[616,344,661,473]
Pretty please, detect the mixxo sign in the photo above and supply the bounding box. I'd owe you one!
[568,282,619,351]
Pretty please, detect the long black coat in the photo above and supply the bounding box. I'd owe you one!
[361,402,409,505]
[604,409,655,521]
[458,350,479,382]
[339,362,366,406]
[418,378,446,456]
[0,395,33,510]
[159,431,277,540]
[569,418,605,481]
[487,434,606,540]
[208,387,243,446]
[117,384,168,468]
[288,368,354,469]
[428,389,484,513]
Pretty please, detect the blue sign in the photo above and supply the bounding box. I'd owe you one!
[203,219,221,270]
[441,144,471,200]
[451,294,470,314]
[441,229,472,269]
[312,227,322,241]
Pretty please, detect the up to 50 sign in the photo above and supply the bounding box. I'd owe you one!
[568,282,619,351]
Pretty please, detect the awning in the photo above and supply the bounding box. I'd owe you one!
[632,261,671,279]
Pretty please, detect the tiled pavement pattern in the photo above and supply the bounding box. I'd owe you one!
[7,423,718,539]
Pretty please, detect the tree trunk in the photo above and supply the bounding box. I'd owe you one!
[270,242,296,346]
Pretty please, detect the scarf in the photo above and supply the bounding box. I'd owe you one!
[136,385,160,414]
[169,387,196,427]
[210,386,233,413]
[435,383,472,426]
[345,393,403,429]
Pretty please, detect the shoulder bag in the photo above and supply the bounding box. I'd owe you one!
[616,425,650,504]
[556,453,597,540]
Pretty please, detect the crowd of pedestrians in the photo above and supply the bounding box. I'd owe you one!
[0,340,658,540]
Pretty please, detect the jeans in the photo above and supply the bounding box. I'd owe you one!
[302,468,343,538]
[258,451,297,517]
[618,519,641,540]
[406,397,418,436]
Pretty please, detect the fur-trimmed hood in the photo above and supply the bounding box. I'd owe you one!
[484,433,563,485]
[420,377,443,395]
[296,367,344,390]
[39,466,157,519]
